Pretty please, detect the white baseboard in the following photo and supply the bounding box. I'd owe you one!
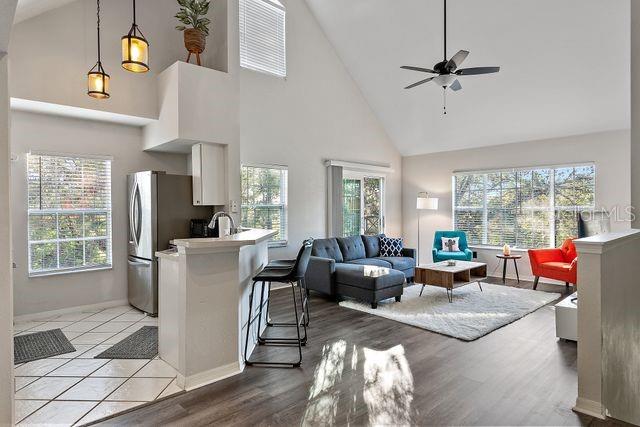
[13,299,129,322]
[177,361,242,391]
[573,397,606,420]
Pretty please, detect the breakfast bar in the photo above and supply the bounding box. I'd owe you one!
[156,228,277,390]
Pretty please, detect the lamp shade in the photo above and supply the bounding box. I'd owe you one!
[417,196,438,210]
[87,64,110,99]
[122,34,149,72]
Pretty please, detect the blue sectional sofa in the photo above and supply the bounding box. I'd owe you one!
[304,235,416,307]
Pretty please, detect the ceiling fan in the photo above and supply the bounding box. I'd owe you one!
[401,0,500,114]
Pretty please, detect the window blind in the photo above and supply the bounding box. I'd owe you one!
[241,165,288,247]
[239,0,286,77]
[27,153,112,275]
[453,164,595,249]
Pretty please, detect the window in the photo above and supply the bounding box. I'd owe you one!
[241,165,288,247]
[342,174,385,237]
[239,0,286,77]
[453,164,595,249]
[27,153,112,276]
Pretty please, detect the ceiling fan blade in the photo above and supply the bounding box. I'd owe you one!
[446,50,469,71]
[456,66,500,75]
[404,77,435,89]
[401,66,437,74]
[450,79,462,91]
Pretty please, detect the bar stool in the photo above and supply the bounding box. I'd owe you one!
[243,239,313,368]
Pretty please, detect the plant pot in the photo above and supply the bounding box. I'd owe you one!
[184,28,206,55]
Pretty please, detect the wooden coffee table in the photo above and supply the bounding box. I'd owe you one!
[415,261,487,302]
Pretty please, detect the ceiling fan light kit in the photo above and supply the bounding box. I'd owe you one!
[401,0,500,114]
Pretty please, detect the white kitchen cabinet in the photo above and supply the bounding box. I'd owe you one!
[192,143,227,206]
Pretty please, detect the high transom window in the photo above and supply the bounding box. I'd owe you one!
[27,153,112,276]
[241,164,288,247]
[239,0,286,77]
[453,164,595,249]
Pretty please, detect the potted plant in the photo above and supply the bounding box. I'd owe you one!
[175,0,211,66]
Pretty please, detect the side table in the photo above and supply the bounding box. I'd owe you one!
[496,254,522,284]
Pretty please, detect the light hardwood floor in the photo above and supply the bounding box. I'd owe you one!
[97,278,614,426]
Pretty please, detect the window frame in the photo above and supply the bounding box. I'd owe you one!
[27,152,113,277]
[240,163,289,248]
[452,162,596,249]
[239,0,287,78]
[342,171,386,237]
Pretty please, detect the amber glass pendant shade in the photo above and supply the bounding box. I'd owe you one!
[87,65,110,99]
[87,0,109,99]
[122,33,149,72]
[122,0,149,73]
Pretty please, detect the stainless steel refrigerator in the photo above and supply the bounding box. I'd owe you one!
[127,171,212,315]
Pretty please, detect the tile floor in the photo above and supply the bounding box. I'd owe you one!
[13,305,183,426]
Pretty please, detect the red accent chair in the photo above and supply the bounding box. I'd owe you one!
[528,238,577,290]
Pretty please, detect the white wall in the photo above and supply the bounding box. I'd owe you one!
[11,111,189,315]
[632,1,640,228]
[0,0,17,421]
[402,130,631,283]
[239,0,402,258]
[0,53,15,426]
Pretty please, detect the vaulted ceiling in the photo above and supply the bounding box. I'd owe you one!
[13,0,631,156]
[304,0,630,156]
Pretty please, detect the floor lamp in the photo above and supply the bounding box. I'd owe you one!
[417,192,439,265]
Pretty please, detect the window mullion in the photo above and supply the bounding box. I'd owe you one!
[550,169,556,247]
[56,212,60,270]
[482,174,488,245]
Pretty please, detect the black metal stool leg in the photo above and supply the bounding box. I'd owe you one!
[256,281,267,345]
[244,281,304,368]
[258,280,307,345]
[291,281,303,367]
[243,280,258,365]
[301,278,310,327]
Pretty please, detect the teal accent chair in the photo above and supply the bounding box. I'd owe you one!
[432,231,473,262]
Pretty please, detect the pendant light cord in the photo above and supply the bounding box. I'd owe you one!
[96,0,101,64]
[133,0,137,26]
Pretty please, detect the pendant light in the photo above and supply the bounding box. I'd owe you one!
[87,0,110,99]
[121,0,149,73]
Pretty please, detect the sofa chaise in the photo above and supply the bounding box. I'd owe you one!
[304,235,416,308]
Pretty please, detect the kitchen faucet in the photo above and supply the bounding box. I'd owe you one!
[209,211,239,235]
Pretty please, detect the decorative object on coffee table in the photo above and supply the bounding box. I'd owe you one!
[415,260,487,302]
[496,253,522,284]
[175,0,211,66]
[416,192,438,264]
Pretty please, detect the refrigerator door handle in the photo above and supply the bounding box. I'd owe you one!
[130,182,142,248]
[129,182,137,247]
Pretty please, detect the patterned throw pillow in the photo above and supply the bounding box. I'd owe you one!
[380,236,403,257]
[441,237,460,252]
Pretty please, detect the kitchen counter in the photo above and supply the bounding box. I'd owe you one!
[171,228,277,249]
[155,228,277,391]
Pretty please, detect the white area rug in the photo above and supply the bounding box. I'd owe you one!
[339,283,560,341]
